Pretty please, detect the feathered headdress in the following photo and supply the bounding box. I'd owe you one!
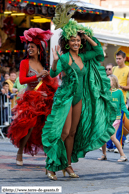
[52,1,93,40]
[20,28,53,47]
[20,28,53,59]
[52,1,77,30]
[61,19,93,40]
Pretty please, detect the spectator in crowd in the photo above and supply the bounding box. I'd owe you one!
[99,63,114,152]
[105,63,113,76]
[98,75,128,162]
[0,69,5,83]
[4,72,10,81]
[113,50,129,102]
[6,68,17,108]
[107,50,129,153]
[1,81,13,126]
[12,77,27,99]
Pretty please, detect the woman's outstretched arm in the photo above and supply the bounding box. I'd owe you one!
[50,45,63,77]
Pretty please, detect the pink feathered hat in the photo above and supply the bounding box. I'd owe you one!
[20,28,53,59]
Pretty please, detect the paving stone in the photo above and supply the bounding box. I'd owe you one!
[0,138,129,194]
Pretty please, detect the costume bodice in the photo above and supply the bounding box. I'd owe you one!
[69,52,86,105]
[27,66,40,89]
[70,53,86,76]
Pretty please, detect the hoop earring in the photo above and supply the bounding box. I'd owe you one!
[38,51,40,55]
[65,44,70,49]
[79,44,83,49]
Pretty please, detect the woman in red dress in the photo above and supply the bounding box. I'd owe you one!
[8,28,58,165]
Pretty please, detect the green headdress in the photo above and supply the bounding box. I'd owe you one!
[52,1,93,39]
[61,19,93,40]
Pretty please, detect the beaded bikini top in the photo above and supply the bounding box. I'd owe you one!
[27,66,40,89]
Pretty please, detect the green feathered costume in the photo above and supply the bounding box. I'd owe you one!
[42,21,117,172]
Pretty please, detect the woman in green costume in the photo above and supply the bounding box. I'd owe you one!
[42,19,117,180]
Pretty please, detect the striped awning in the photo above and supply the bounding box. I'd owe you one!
[7,0,114,22]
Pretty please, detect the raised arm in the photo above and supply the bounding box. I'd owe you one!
[84,34,97,47]
[50,45,63,78]
[79,33,104,62]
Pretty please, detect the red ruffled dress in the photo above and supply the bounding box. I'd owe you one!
[8,59,58,156]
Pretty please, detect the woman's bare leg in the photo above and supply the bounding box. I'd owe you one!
[16,128,33,161]
[48,100,82,175]
[61,106,72,141]
[65,100,82,165]
[47,106,72,176]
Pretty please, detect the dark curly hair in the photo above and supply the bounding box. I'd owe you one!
[23,42,48,70]
[58,32,87,54]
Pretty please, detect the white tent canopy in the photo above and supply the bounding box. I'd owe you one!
[94,34,129,47]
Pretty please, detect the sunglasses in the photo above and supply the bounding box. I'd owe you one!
[106,68,111,71]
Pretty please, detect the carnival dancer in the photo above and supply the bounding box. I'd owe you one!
[8,28,58,166]
[98,75,129,162]
[41,19,117,180]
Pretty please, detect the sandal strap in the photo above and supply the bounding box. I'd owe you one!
[98,154,107,160]
[121,155,127,158]
[118,155,127,161]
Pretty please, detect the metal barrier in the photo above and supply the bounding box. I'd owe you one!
[0,93,16,139]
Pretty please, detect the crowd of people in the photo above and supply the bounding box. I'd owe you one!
[0,16,129,181]
[98,50,129,161]
[0,68,17,127]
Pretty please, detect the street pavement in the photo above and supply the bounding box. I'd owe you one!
[0,137,129,194]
